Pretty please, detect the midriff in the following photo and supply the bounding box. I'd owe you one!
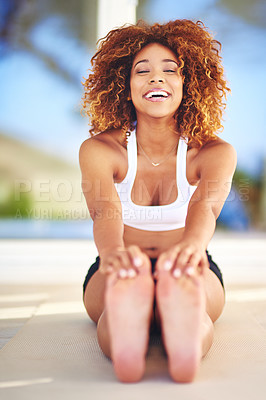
[123,225,185,258]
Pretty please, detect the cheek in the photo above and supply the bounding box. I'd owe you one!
[130,82,142,104]
[175,81,183,98]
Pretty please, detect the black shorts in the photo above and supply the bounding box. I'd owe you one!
[83,250,224,296]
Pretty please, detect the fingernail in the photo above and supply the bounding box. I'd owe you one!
[134,257,143,267]
[172,268,181,279]
[186,266,195,276]
[163,260,173,271]
[118,269,128,279]
[128,268,137,278]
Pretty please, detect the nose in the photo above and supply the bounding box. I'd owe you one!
[149,75,165,84]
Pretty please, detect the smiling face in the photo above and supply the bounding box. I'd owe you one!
[130,43,183,121]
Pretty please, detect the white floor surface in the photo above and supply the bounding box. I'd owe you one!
[0,232,266,399]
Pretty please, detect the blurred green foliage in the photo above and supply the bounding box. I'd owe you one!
[0,187,33,219]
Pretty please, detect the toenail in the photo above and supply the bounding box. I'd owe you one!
[118,269,128,279]
[128,268,137,278]
[133,257,143,267]
[172,268,181,279]
[163,260,173,271]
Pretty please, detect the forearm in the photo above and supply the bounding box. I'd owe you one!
[182,201,217,250]
[93,209,125,257]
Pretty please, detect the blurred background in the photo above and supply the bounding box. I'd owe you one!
[0,0,266,239]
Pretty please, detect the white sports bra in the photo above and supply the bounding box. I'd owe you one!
[115,129,197,231]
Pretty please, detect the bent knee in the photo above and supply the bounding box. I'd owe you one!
[204,270,225,322]
[83,271,106,323]
[83,288,103,323]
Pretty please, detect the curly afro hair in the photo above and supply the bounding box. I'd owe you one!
[82,19,230,147]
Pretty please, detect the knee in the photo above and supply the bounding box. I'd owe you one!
[83,289,102,323]
[204,271,225,322]
[206,290,225,322]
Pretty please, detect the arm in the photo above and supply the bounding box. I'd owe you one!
[79,136,146,273]
[183,141,237,249]
[79,137,124,258]
[157,141,237,272]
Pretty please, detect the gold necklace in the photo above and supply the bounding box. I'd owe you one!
[137,140,178,167]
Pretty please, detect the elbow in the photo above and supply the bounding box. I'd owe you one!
[211,201,224,221]
[188,199,220,221]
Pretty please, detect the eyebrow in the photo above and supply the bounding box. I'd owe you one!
[133,58,178,69]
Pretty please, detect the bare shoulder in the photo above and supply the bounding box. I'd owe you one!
[79,129,124,160]
[203,137,236,156]
[79,129,126,175]
[197,137,237,174]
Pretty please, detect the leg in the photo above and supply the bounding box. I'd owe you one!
[104,258,155,382]
[83,270,112,357]
[83,269,106,324]
[83,257,155,383]
[155,267,224,382]
[201,267,225,355]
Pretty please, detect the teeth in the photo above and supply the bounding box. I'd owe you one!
[145,91,169,98]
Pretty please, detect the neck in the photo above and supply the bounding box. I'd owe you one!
[135,117,179,155]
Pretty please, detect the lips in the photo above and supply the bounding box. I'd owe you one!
[143,89,170,102]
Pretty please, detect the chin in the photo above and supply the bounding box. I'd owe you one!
[136,109,173,119]
[147,111,176,120]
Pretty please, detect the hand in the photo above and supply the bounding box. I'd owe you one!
[156,241,209,279]
[99,245,150,278]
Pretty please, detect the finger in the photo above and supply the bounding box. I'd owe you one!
[172,267,182,279]
[127,245,146,268]
[117,268,129,279]
[156,247,180,272]
[185,252,201,270]
[185,266,196,277]
[102,265,114,274]
[117,267,137,279]
[113,247,141,278]
[175,248,193,270]
[117,249,133,269]
[98,257,114,274]
[127,268,137,278]
[127,245,143,267]
[108,251,131,271]
[172,253,200,280]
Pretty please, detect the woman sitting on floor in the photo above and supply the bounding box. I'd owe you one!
[80,19,236,383]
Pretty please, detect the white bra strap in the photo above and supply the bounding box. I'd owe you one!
[176,139,189,193]
[126,129,138,189]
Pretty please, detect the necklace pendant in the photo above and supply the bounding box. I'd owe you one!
[152,162,160,167]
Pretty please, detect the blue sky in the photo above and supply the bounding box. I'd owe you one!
[0,0,265,175]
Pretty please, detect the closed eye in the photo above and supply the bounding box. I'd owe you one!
[136,70,150,74]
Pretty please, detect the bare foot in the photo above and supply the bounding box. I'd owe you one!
[105,260,154,382]
[156,268,206,383]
